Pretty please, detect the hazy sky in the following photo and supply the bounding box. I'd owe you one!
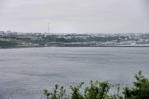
[0,0,149,33]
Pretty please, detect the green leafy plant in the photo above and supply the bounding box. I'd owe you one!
[123,71,149,99]
[43,71,149,99]
[43,84,68,99]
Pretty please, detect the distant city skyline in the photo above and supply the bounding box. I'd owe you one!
[0,0,149,33]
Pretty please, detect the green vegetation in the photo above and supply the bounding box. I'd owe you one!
[0,34,132,48]
[43,71,149,99]
[0,40,18,48]
[43,35,127,43]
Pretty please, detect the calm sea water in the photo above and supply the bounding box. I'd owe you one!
[0,47,149,99]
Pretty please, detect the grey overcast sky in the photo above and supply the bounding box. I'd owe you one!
[0,0,149,33]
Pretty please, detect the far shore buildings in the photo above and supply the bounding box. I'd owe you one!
[0,30,149,46]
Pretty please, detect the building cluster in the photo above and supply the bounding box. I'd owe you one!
[0,30,149,47]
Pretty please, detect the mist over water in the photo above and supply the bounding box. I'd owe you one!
[0,47,149,99]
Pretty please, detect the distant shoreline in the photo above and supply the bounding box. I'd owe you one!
[1,46,149,49]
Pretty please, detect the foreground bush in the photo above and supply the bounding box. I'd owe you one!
[43,71,149,99]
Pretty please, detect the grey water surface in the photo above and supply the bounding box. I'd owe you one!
[0,47,149,99]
